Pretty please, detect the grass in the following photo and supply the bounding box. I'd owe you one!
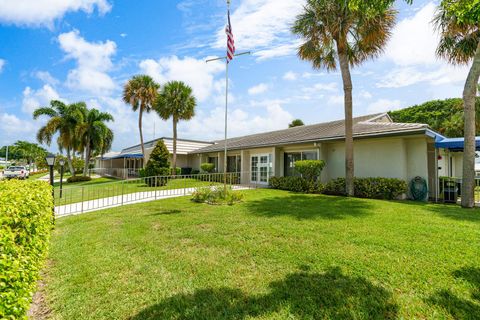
[53,177,221,205]
[44,189,480,319]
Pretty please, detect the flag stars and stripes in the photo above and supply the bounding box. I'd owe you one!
[226,9,235,63]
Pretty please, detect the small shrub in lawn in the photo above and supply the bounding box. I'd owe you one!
[191,169,200,175]
[269,176,323,193]
[324,177,407,200]
[294,160,326,181]
[192,185,244,205]
[67,175,92,183]
[140,139,171,186]
[200,163,215,173]
[0,180,54,319]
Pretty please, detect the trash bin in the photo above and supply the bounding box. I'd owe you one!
[443,181,458,203]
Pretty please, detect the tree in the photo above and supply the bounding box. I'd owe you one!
[289,119,305,128]
[77,108,114,176]
[12,141,47,166]
[154,81,196,174]
[122,75,160,168]
[141,139,171,185]
[33,100,85,175]
[435,0,480,208]
[292,0,396,196]
[389,98,480,137]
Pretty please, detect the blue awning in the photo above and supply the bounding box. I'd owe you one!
[101,153,143,160]
[435,137,480,151]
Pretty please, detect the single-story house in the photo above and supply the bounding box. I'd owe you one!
[96,112,476,200]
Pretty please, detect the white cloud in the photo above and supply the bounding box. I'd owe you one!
[0,0,111,27]
[303,82,338,93]
[34,71,59,85]
[378,65,469,88]
[359,90,372,99]
[0,113,36,141]
[139,56,224,102]
[0,59,5,73]
[22,85,60,114]
[367,99,401,113]
[58,30,116,95]
[328,95,344,105]
[181,99,293,140]
[384,2,439,66]
[248,83,269,95]
[283,71,298,81]
[214,0,304,60]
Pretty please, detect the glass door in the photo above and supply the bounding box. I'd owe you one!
[251,154,271,184]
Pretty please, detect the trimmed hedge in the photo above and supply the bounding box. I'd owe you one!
[0,180,54,319]
[200,163,215,173]
[66,175,92,183]
[324,177,407,200]
[269,176,323,193]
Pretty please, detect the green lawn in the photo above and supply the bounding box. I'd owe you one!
[44,189,480,319]
[54,177,221,206]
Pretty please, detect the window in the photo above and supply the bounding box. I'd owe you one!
[227,155,241,173]
[284,151,318,176]
[208,157,218,172]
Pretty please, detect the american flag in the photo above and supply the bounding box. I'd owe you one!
[225,9,235,63]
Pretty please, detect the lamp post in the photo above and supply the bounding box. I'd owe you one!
[59,159,65,198]
[45,153,56,190]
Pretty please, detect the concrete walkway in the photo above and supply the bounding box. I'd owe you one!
[55,185,248,218]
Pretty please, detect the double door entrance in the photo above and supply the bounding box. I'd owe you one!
[251,154,271,184]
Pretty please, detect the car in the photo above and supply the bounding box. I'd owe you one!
[3,166,30,179]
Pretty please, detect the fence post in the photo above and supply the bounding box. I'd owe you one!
[155,176,158,200]
[121,180,124,206]
[81,187,84,214]
[184,176,186,196]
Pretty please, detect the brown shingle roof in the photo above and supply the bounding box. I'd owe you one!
[191,113,429,154]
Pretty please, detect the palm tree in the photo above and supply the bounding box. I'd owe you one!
[154,81,196,174]
[33,100,86,175]
[435,1,480,208]
[292,0,396,196]
[122,75,160,167]
[77,108,114,176]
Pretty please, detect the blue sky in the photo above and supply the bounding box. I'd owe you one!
[0,0,470,152]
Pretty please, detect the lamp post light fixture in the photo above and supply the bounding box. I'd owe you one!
[59,158,65,198]
[45,153,56,187]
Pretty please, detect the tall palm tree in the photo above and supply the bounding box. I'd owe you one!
[122,75,160,167]
[77,108,114,176]
[435,1,480,208]
[154,81,196,174]
[292,0,396,196]
[33,100,86,175]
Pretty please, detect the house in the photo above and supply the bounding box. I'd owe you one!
[96,112,472,199]
[94,137,212,179]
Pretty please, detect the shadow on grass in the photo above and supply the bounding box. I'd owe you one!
[427,267,480,319]
[243,193,373,220]
[130,267,398,320]
[149,209,182,216]
[395,200,480,223]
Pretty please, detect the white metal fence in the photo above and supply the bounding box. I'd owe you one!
[55,172,254,217]
[90,167,141,179]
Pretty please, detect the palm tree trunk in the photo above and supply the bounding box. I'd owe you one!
[83,142,90,177]
[66,147,75,176]
[172,119,177,175]
[461,42,480,208]
[139,107,145,168]
[338,51,355,197]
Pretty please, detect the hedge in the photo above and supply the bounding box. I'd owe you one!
[0,180,54,319]
[66,175,92,183]
[324,177,407,200]
[269,176,323,193]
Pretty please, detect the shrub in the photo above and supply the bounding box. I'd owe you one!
[0,180,54,319]
[181,167,192,175]
[200,163,215,173]
[141,140,171,186]
[191,169,200,175]
[269,176,323,193]
[192,185,244,205]
[294,160,326,181]
[67,176,92,183]
[54,156,84,174]
[324,177,407,200]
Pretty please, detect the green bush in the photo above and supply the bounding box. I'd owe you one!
[294,160,326,181]
[191,169,200,175]
[181,167,192,175]
[141,140,171,186]
[66,176,92,183]
[140,167,170,187]
[192,185,244,205]
[269,176,323,193]
[0,180,54,319]
[324,177,407,200]
[54,156,84,175]
[200,163,215,173]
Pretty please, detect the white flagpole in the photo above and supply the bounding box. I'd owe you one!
[223,0,231,194]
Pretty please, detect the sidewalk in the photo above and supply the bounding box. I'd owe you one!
[55,185,248,217]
